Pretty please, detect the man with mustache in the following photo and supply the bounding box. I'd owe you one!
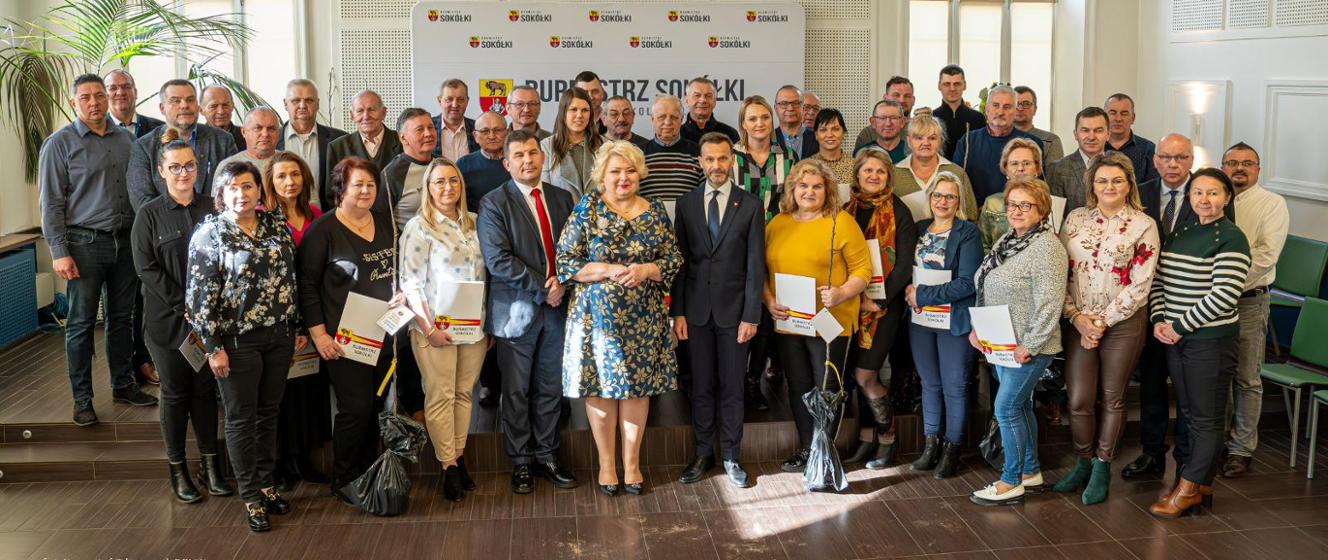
[128,79,239,211]
[1218,142,1289,479]
[601,96,647,146]
[1047,106,1110,212]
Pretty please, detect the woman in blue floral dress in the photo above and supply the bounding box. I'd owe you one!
[556,140,682,496]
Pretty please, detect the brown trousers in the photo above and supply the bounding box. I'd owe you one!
[1063,310,1148,461]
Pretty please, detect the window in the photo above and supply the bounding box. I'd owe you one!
[908,0,1056,129]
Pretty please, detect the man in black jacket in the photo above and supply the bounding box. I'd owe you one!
[127,80,238,211]
[671,132,766,488]
[326,90,402,200]
[277,78,346,210]
[104,69,164,139]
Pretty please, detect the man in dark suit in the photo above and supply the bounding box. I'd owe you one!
[277,78,346,210]
[476,130,578,494]
[774,85,819,159]
[127,79,239,211]
[672,132,765,488]
[1123,132,1197,481]
[201,85,246,151]
[326,90,402,199]
[432,78,480,160]
[1047,106,1111,214]
[104,69,164,139]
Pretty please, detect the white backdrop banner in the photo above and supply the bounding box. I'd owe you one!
[410,1,805,137]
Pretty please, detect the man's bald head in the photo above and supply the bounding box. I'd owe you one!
[473,111,509,156]
[200,85,235,128]
[1154,133,1196,186]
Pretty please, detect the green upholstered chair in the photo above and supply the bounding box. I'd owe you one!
[1260,297,1328,469]
[1268,236,1328,359]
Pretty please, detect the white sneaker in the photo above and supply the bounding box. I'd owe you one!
[970,482,1026,506]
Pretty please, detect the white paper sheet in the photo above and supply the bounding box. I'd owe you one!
[288,342,320,379]
[376,304,417,335]
[773,273,816,336]
[864,238,886,300]
[429,281,486,344]
[968,305,1021,368]
[910,267,953,329]
[811,308,843,344]
[836,183,852,205]
[900,189,931,221]
[1050,195,1067,232]
[178,331,207,372]
[336,292,390,366]
[663,200,677,224]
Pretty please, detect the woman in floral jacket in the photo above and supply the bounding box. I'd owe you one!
[1051,152,1160,505]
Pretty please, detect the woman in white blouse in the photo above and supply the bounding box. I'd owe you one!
[1052,152,1159,505]
[399,158,488,503]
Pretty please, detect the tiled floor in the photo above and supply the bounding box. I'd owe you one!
[0,431,1324,560]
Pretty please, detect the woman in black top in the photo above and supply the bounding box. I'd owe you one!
[842,149,918,471]
[299,157,398,501]
[131,129,231,503]
[186,160,303,532]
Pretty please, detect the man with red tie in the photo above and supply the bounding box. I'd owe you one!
[475,130,579,494]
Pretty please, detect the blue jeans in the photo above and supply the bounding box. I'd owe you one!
[64,228,139,407]
[909,323,977,443]
[993,354,1054,485]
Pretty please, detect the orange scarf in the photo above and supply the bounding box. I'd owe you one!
[845,187,897,350]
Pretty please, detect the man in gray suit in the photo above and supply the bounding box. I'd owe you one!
[476,130,578,495]
[1047,106,1110,214]
[127,79,239,211]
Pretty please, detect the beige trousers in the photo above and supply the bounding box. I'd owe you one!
[411,331,488,463]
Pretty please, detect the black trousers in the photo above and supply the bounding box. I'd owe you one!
[326,337,392,485]
[778,334,851,448]
[746,310,780,386]
[131,290,153,368]
[687,319,749,461]
[1167,335,1238,485]
[146,338,218,463]
[496,309,565,465]
[1138,337,1190,461]
[394,335,425,413]
[216,324,294,502]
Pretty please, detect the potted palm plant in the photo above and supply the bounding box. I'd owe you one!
[0,0,258,182]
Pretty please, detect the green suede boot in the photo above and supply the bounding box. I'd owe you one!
[1081,458,1111,505]
[1052,457,1092,493]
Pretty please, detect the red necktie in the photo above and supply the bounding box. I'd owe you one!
[530,187,556,278]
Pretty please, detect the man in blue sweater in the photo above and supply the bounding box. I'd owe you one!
[952,85,1044,201]
[457,111,511,211]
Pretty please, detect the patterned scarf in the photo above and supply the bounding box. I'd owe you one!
[846,186,897,350]
[975,219,1051,304]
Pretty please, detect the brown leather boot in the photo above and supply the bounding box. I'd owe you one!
[1149,478,1205,519]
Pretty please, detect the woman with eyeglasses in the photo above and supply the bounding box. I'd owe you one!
[132,128,232,503]
[1051,153,1159,505]
[977,138,1044,252]
[903,171,982,479]
[969,177,1067,506]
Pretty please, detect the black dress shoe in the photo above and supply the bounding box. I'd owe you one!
[723,460,750,488]
[441,466,465,502]
[296,454,328,484]
[678,455,714,484]
[624,482,645,495]
[746,384,770,412]
[246,503,271,532]
[169,462,203,503]
[843,440,878,465]
[511,464,534,494]
[73,403,98,426]
[478,387,499,408]
[112,386,158,406]
[261,487,291,515]
[532,460,578,489]
[598,484,619,497]
[456,456,477,491]
[781,448,809,472]
[1121,454,1164,479]
[198,454,235,496]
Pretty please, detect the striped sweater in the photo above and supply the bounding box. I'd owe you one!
[639,138,703,202]
[1149,218,1251,339]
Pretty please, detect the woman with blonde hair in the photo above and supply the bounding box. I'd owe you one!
[893,114,979,221]
[399,157,489,502]
[557,140,682,496]
[764,158,873,472]
[978,137,1044,251]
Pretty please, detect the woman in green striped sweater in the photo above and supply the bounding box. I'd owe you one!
[1147,168,1250,519]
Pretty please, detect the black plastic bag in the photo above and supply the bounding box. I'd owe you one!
[340,410,428,516]
[802,387,848,492]
[978,417,1003,470]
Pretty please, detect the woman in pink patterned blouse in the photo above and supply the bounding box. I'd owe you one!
[1052,151,1160,505]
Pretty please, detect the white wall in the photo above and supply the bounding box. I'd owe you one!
[1135,0,1328,241]
[0,0,39,236]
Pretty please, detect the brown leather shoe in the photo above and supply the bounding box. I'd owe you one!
[138,362,160,385]
[1149,478,1206,519]
[1220,455,1252,478]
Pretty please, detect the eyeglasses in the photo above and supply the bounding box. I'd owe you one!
[508,102,538,109]
[1005,201,1038,213]
[775,101,802,109]
[803,105,821,113]
[166,162,198,176]
[930,192,959,202]
[1092,177,1130,187]
[1222,159,1259,168]
[1156,154,1192,163]
[474,128,506,135]
[1016,101,1035,109]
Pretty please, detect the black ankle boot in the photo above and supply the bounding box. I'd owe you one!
[843,440,879,465]
[456,456,477,491]
[441,466,465,502]
[911,435,942,472]
[169,461,203,503]
[199,454,234,496]
[866,441,896,470]
[933,441,961,479]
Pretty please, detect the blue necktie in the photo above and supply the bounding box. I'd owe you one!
[1162,189,1178,236]
[708,189,721,242]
